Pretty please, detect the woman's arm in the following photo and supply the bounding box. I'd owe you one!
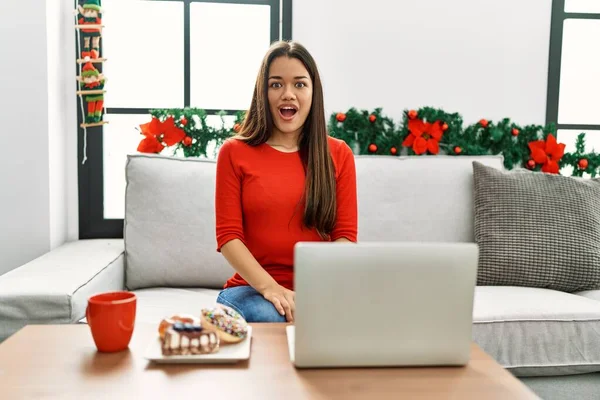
[219,239,278,294]
[220,240,295,321]
[215,141,295,321]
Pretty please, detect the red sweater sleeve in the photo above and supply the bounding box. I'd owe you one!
[215,140,246,252]
[331,142,358,242]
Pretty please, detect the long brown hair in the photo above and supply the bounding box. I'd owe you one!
[234,40,336,239]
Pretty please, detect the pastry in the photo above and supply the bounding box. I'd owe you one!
[161,322,220,356]
[158,314,201,339]
[201,304,249,344]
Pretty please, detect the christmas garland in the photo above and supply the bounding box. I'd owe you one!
[137,108,244,158]
[329,106,599,176]
[136,107,600,177]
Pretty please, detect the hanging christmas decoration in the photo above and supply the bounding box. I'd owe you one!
[77,0,102,60]
[77,62,105,124]
[75,0,107,164]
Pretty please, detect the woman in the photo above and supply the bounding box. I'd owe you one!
[215,40,357,323]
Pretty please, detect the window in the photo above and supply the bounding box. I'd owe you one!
[77,0,292,238]
[547,0,600,173]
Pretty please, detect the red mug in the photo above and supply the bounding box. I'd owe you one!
[86,291,137,353]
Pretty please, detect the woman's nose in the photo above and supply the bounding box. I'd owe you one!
[282,86,295,100]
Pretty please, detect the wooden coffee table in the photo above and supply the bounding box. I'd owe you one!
[0,323,538,399]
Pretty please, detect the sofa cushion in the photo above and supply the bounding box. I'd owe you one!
[131,287,220,324]
[355,155,504,242]
[125,153,505,290]
[576,290,600,302]
[472,286,600,377]
[473,161,600,292]
[0,240,125,342]
[124,154,235,290]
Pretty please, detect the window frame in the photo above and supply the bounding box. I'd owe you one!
[546,0,600,130]
[77,0,293,239]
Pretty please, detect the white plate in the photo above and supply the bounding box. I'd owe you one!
[144,326,252,364]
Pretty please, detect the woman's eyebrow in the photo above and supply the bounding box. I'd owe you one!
[268,76,309,80]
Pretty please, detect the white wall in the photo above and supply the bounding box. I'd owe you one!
[47,0,78,249]
[293,0,553,125]
[0,1,51,275]
[0,0,77,275]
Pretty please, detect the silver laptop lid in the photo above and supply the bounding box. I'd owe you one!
[292,242,478,368]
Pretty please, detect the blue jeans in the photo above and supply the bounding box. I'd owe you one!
[216,285,287,323]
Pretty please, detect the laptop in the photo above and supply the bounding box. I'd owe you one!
[287,241,478,368]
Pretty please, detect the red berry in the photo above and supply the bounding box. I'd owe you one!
[183,136,192,146]
[336,113,346,122]
[368,144,378,153]
[454,146,462,154]
[390,147,397,155]
[511,128,519,136]
[527,159,536,169]
[442,123,449,131]
[369,114,376,123]
[479,119,489,128]
[407,110,417,120]
[180,117,188,126]
[578,159,589,169]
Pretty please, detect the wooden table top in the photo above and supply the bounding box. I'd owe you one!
[0,323,539,399]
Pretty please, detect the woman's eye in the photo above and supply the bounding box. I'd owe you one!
[296,82,306,88]
[271,82,282,88]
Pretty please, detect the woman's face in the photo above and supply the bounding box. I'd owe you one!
[267,56,313,137]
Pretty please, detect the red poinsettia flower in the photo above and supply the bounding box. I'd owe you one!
[402,119,444,155]
[137,135,165,153]
[528,134,565,174]
[137,116,186,153]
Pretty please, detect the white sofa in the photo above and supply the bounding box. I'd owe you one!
[1,153,600,399]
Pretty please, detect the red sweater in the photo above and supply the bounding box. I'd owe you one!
[215,136,358,290]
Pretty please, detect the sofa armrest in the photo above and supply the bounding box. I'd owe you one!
[0,239,125,342]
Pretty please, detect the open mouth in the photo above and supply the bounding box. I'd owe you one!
[279,105,298,121]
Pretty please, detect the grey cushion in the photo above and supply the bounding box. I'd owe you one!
[131,287,220,324]
[472,286,600,377]
[124,154,235,290]
[356,155,505,242]
[473,161,600,292]
[521,372,600,400]
[0,239,125,342]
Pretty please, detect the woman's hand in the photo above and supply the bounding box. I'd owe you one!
[261,284,295,322]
